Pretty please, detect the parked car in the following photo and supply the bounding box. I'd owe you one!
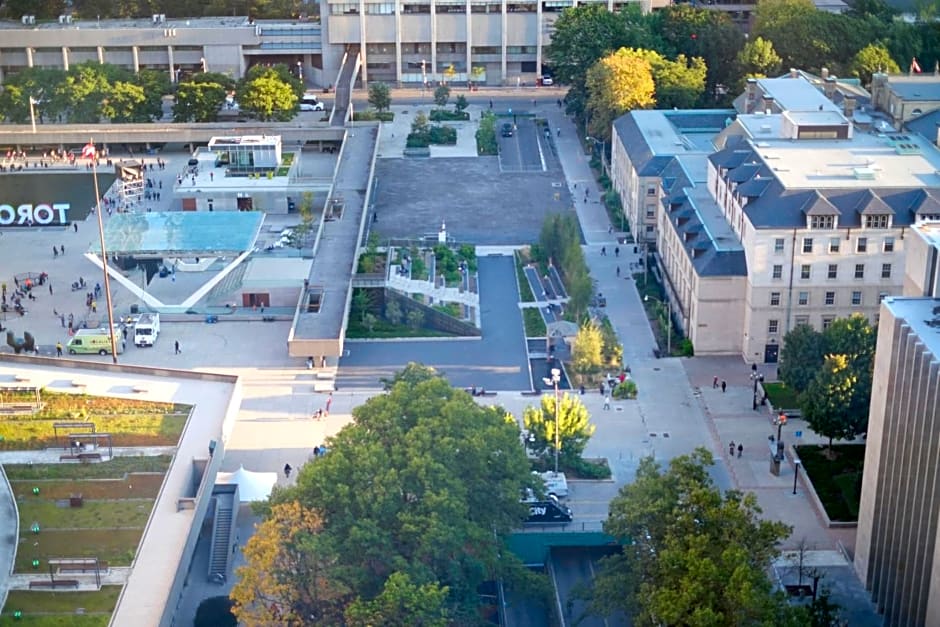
[300,96,325,111]
[523,493,573,524]
[501,123,514,137]
[542,75,554,86]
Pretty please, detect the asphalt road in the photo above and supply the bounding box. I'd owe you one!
[498,117,545,173]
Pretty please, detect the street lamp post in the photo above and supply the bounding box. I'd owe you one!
[542,367,561,474]
[792,459,802,495]
[751,371,764,411]
[776,412,787,443]
[643,295,671,356]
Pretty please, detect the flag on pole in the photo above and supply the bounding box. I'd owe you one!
[81,142,96,159]
[911,58,922,74]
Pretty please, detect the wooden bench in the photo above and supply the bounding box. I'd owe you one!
[70,381,87,390]
[77,453,103,462]
[29,579,79,590]
[58,561,108,574]
[131,386,148,394]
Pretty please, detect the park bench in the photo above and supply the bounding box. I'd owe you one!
[70,381,87,390]
[29,579,79,590]
[57,561,108,574]
[131,386,149,394]
[0,403,40,414]
[313,380,335,393]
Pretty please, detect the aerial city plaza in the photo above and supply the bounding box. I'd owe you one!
[2,0,940,624]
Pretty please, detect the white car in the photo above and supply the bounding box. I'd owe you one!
[300,98,324,111]
[542,75,554,86]
[535,471,568,498]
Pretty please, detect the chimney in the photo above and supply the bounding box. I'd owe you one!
[746,78,758,113]
[821,67,829,79]
[844,95,856,117]
[762,94,775,114]
[790,68,798,78]
[824,77,836,100]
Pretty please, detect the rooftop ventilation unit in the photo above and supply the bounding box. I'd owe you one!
[853,167,876,180]
[21,15,35,24]
[58,14,72,24]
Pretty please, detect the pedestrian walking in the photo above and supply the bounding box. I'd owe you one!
[721,380,727,393]
[601,246,606,256]
[614,246,620,257]
[174,340,181,354]
[616,266,620,277]
[91,301,97,313]
[283,463,292,478]
[122,327,128,340]
[713,375,719,388]
[48,283,52,295]
[56,342,63,357]
[53,246,58,258]
[59,314,65,327]
[314,446,321,457]
[729,441,735,456]
[325,392,333,415]
[60,245,64,255]
[737,443,743,458]
[604,395,611,410]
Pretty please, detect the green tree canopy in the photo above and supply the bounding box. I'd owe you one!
[368,82,392,112]
[593,449,803,626]
[344,572,449,627]
[433,85,451,107]
[800,354,864,452]
[255,364,540,621]
[736,36,783,83]
[173,80,228,122]
[237,72,299,121]
[586,47,656,140]
[850,43,901,87]
[523,392,596,465]
[778,323,825,394]
[634,49,707,109]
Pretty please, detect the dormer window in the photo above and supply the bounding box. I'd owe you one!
[864,214,891,229]
[809,215,836,230]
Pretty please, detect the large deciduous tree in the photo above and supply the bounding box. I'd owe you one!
[585,48,656,140]
[523,392,596,465]
[736,36,783,83]
[850,43,901,87]
[238,364,542,622]
[634,49,707,109]
[571,320,604,375]
[173,78,229,122]
[800,354,864,454]
[237,74,299,121]
[367,82,391,112]
[593,449,805,626]
[778,323,825,394]
[344,572,449,627]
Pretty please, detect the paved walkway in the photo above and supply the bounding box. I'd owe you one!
[0,466,17,615]
[0,446,176,465]
[7,566,131,591]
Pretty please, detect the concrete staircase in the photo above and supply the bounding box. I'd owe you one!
[388,267,478,307]
[207,496,234,582]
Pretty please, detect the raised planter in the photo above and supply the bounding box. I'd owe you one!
[789,446,858,529]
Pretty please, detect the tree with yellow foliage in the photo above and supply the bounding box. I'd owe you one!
[585,48,656,140]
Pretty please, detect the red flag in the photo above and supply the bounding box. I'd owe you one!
[81,143,96,159]
[911,58,922,73]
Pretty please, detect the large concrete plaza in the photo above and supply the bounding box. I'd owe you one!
[0,89,882,625]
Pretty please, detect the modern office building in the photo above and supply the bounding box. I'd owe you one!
[611,74,940,361]
[855,225,940,627]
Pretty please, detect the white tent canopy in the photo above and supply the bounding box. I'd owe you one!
[216,465,278,502]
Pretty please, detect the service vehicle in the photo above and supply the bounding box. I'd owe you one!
[134,313,161,347]
[67,329,123,355]
[523,493,573,524]
[300,95,325,111]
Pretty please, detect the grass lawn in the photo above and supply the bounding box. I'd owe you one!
[10,474,165,500]
[4,587,121,614]
[15,528,142,570]
[796,444,866,522]
[4,456,172,481]
[0,413,187,450]
[514,251,535,302]
[523,308,547,337]
[763,381,801,410]
[346,318,459,339]
[18,499,154,530]
[0,615,111,627]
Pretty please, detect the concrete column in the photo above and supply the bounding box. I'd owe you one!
[430,0,438,82]
[26,47,34,68]
[97,46,105,64]
[395,0,403,83]
[535,0,542,77]
[359,0,368,83]
[500,0,507,84]
[465,0,472,82]
[167,45,175,82]
[61,47,69,72]
[132,45,140,73]
[0,50,4,84]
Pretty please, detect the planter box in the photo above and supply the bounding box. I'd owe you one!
[789,446,857,529]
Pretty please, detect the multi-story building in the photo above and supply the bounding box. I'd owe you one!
[854,224,940,627]
[613,74,940,362]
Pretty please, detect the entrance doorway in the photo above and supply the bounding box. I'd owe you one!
[243,293,270,308]
[764,343,779,363]
[237,197,253,211]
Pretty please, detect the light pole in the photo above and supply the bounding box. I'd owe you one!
[792,458,801,495]
[28,96,38,133]
[775,412,787,443]
[542,367,561,475]
[200,57,207,73]
[585,135,608,176]
[751,371,764,411]
[643,295,671,356]
[297,60,303,83]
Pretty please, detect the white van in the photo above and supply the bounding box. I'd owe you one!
[300,95,324,111]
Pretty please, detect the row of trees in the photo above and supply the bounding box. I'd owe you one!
[0,62,304,124]
[0,0,307,20]
[532,213,592,317]
[778,314,877,453]
[547,0,937,139]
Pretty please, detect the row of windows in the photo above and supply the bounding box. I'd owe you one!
[770,262,892,280]
[768,288,883,308]
[769,310,883,334]
[808,214,892,230]
[776,235,895,255]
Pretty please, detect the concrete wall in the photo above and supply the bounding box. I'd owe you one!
[904,225,940,297]
[691,275,745,355]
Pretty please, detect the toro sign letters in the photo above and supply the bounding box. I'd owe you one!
[0,203,70,227]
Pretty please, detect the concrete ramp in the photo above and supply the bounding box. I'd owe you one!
[330,51,360,127]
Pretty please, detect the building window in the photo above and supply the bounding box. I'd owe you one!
[881,263,892,279]
[825,291,835,305]
[802,238,813,253]
[646,185,657,196]
[857,237,868,253]
[774,238,785,253]
[865,214,890,229]
[827,264,837,279]
[852,291,862,305]
[829,237,840,253]
[645,225,654,233]
[800,264,811,279]
[768,319,779,334]
[822,316,835,329]
[884,237,895,252]
[798,291,809,305]
[645,204,655,219]
[810,215,835,229]
[772,264,783,279]
[795,315,810,326]
[854,263,865,279]
[770,291,781,306]
[879,291,888,302]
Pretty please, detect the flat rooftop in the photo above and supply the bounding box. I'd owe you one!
[757,77,843,113]
[94,211,264,255]
[755,131,940,190]
[633,110,731,156]
[912,222,940,252]
[0,15,254,29]
[885,76,940,102]
[884,297,940,359]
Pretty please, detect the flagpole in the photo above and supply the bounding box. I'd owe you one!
[87,140,119,364]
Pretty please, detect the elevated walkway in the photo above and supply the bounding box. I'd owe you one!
[330,51,360,127]
[288,124,380,358]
